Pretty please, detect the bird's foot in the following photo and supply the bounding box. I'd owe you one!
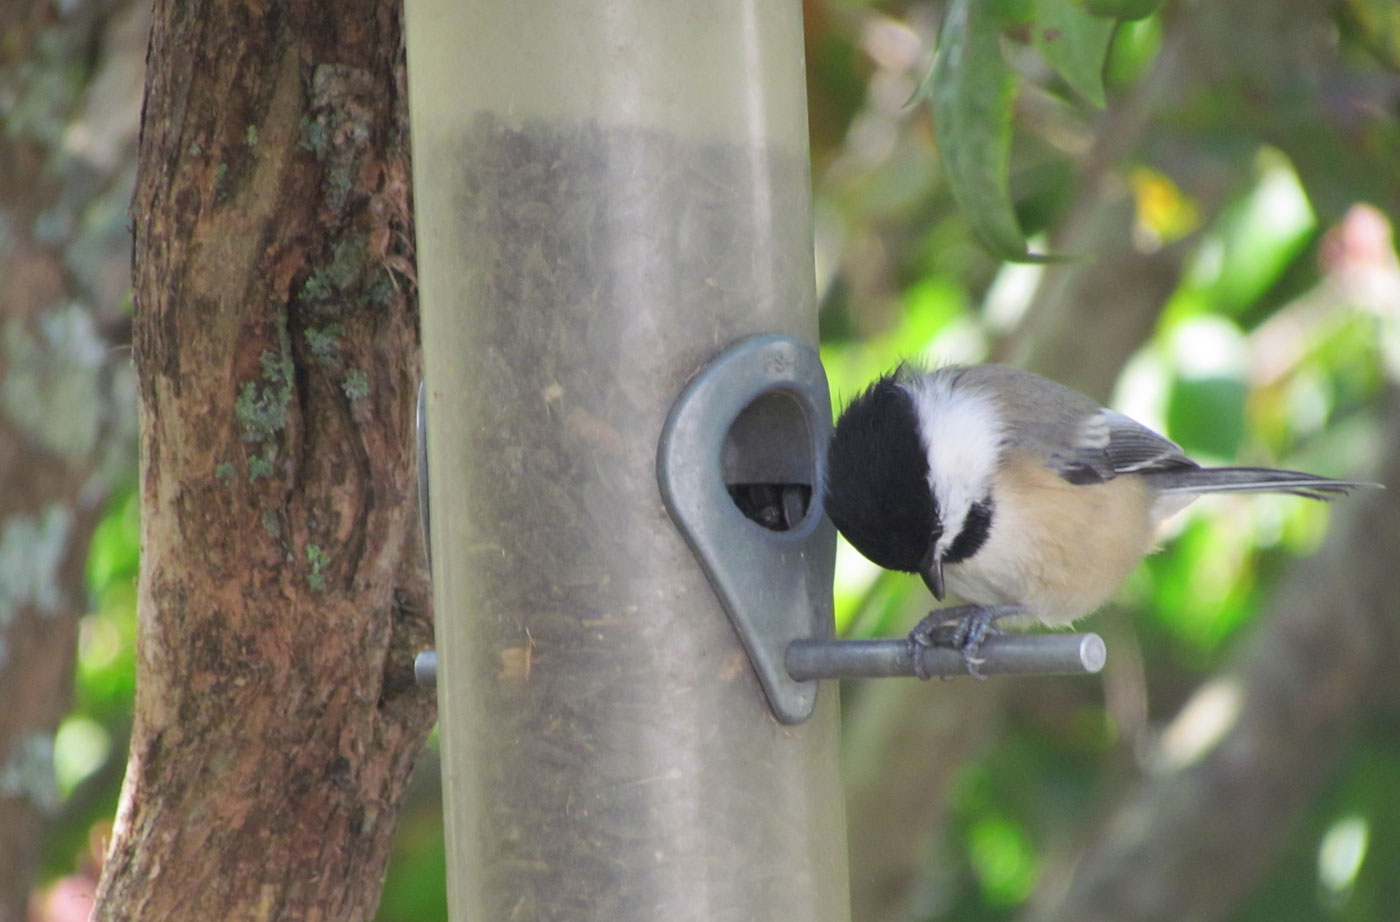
[907,603,1027,679]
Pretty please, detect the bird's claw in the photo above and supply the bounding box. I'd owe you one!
[907,603,1026,679]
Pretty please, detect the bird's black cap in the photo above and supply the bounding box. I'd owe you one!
[824,372,941,573]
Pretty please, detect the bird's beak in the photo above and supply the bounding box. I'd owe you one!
[919,548,945,600]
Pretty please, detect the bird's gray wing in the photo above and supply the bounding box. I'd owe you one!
[1101,409,1196,473]
[952,365,1197,484]
[1051,409,1197,485]
[1064,408,1370,500]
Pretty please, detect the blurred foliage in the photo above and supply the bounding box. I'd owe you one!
[1342,0,1400,71]
[35,486,137,901]
[815,0,1398,919]
[36,0,1400,920]
[1230,735,1400,922]
[921,0,1141,259]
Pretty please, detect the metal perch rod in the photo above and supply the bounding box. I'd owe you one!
[417,632,1105,689]
[785,633,1106,681]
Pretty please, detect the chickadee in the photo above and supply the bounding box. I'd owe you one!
[825,364,1374,675]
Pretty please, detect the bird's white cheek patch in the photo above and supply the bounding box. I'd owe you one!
[900,374,1005,547]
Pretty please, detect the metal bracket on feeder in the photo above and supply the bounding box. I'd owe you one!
[657,334,836,724]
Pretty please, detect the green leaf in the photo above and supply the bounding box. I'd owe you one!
[987,0,1037,32]
[1081,0,1166,22]
[1166,374,1247,460]
[86,489,139,596]
[1345,0,1400,69]
[1035,0,1114,107]
[1211,157,1316,317]
[930,0,1035,261]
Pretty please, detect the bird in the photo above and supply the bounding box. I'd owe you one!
[823,364,1376,677]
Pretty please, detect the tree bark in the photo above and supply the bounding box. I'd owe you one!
[91,1,435,919]
[0,1,144,917]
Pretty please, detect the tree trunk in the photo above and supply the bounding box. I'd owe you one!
[91,1,435,919]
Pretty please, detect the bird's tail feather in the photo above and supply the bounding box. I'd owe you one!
[1144,467,1379,501]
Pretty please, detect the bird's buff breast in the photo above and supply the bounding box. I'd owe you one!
[944,455,1158,627]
